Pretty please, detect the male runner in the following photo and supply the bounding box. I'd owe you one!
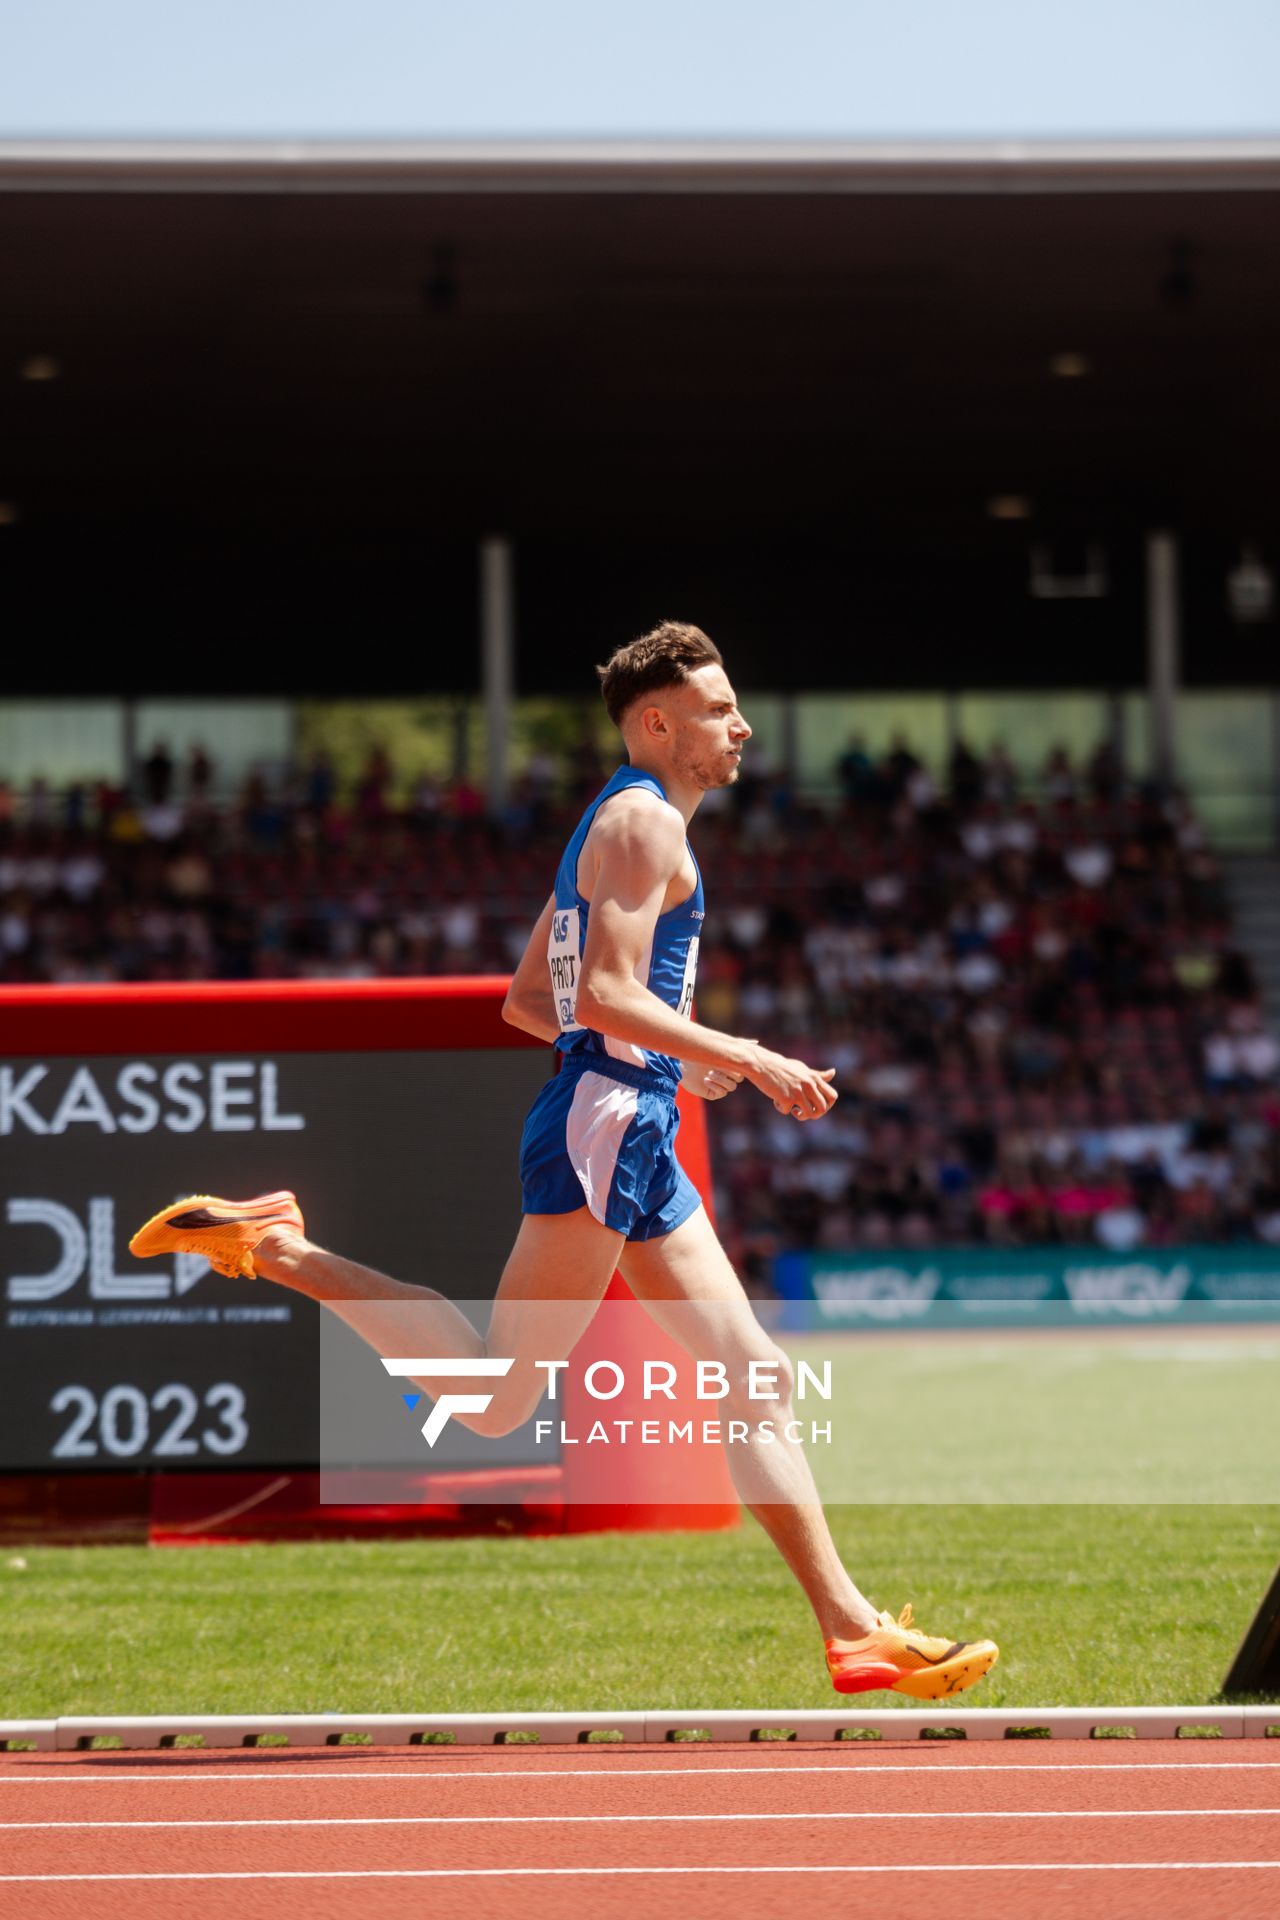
[131,621,998,1700]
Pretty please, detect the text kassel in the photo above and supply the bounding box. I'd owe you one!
[0,1062,304,1136]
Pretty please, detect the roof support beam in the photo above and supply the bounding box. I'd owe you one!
[480,536,514,816]
[1146,529,1182,787]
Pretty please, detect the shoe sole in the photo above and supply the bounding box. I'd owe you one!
[831,1644,999,1700]
[892,1645,1000,1701]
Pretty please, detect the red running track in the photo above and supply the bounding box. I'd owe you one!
[3,1741,1279,1920]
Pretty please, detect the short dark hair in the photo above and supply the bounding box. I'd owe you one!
[596,621,723,728]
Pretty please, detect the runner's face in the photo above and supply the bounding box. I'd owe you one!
[667,666,752,790]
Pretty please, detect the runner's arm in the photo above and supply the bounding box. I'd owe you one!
[575,802,837,1118]
[501,893,562,1044]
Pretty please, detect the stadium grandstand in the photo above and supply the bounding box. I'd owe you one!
[3,721,1279,1279]
[2,138,1280,1295]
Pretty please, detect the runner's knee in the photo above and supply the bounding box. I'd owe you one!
[459,1376,545,1440]
[718,1342,795,1415]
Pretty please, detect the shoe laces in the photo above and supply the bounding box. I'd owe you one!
[879,1603,916,1633]
[209,1250,249,1280]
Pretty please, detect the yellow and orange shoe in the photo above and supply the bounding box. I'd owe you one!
[826,1604,999,1701]
[128,1191,305,1280]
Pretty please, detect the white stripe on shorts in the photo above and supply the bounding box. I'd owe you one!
[565,1071,639,1227]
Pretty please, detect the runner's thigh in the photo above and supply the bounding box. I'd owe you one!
[487,1206,625,1377]
[618,1205,779,1368]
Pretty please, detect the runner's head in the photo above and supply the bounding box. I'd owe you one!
[597,621,751,791]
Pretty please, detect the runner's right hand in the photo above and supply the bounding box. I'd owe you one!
[741,1045,838,1120]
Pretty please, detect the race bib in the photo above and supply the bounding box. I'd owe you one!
[676,935,700,1019]
[548,905,582,1033]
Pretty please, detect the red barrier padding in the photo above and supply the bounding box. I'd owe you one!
[559,1274,742,1536]
[148,1469,568,1545]
[0,977,543,1056]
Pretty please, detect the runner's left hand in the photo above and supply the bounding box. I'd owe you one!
[679,1063,746,1100]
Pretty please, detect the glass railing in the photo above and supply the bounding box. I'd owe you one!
[3,688,1279,849]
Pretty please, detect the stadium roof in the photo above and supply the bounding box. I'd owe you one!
[1,141,1277,692]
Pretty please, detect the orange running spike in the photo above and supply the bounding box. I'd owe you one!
[826,1603,999,1700]
[129,1191,305,1280]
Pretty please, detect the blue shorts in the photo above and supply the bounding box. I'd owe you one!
[519,1053,702,1242]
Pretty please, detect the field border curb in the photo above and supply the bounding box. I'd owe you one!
[2,1707,1278,1751]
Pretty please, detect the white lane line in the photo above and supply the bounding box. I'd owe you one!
[4,1808,1278,1831]
[1,1760,1278,1785]
[4,1862,1280,1883]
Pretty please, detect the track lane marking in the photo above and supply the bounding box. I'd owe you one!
[1,1759,1278,1785]
[4,1862,1280,1883]
[4,1807,1278,1830]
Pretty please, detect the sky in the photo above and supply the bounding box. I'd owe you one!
[2,0,1278,141]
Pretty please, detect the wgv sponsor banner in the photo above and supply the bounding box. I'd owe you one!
[772,1247,1280,1327]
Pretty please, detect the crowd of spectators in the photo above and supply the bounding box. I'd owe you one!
[3,730,1279,1284]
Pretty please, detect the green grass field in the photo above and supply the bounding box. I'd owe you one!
[4,1328,1277,1722]
[3,1504,1278,1720]
[787,1328,1280,1504]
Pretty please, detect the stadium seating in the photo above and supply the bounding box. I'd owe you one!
[3,738,1278,1281]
